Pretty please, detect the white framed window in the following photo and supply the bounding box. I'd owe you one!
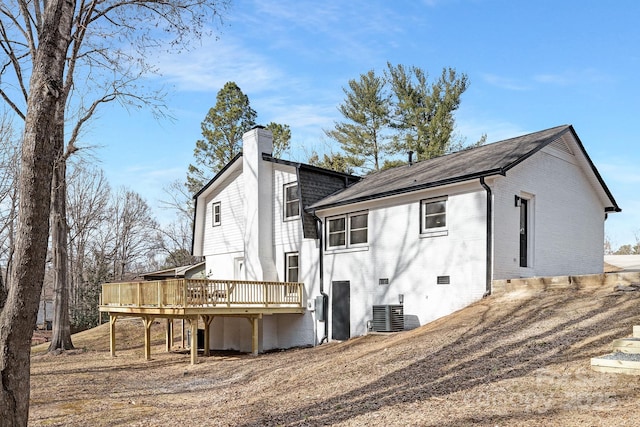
[284,183,300,219]
[212,201,221,227]
[328,216,346,248]
[285,252,299,294]
[327,211,368,249]
[421,197,447,234]
[349,212,368,245]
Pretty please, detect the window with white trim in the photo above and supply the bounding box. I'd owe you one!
[284,183,300,219]
[285,252,299,294]
[212,202,221,227]
[327,212,368,249]
[421,197,447,234]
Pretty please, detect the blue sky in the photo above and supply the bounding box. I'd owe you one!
[90,0,640,248]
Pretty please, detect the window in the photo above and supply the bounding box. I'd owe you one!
[212,202,221,227]
[350,213,368,244]
[327,212,368,249]
[284,183,300,219]
[421,197,447,234]
[285,252,299,294]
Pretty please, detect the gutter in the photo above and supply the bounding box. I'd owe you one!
[480,177,493,296]
[311,210,329,345]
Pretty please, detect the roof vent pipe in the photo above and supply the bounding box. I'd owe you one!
[408,151,414,166]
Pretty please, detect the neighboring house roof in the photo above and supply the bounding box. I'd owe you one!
[141,262,206,281]
[308,125,620,213]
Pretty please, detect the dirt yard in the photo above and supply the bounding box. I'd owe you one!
[29,284,640,426]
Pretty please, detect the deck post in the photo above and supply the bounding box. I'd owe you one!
[109,314,118,357]
[190,317,198,365]
[249,316,259,356]
[181,319,185,349]
[142,316,153,360]
[165,318,173,352]
[201,315,214,357]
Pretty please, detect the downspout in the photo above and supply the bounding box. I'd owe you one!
[480,177,493,297]
[312,211,329,344]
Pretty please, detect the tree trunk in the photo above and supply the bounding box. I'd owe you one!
[0,0,74,424]
[48,147,74,351]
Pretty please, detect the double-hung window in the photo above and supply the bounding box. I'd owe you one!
[284,183,300,219]
[327,211,368,249]
[285,252,299,294]
[212,202,221,227]
[421,197,447,234]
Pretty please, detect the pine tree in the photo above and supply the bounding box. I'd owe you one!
[266,122,291,158]
[324,70,391,172]
[187,82,257,194]
[387,64,469,161]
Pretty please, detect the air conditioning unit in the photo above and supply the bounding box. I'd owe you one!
[371,305,404,332]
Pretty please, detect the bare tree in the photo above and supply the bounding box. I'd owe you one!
[67,164,110,317]
[0,0,229,423]
[157,179,199,267]
[109,188,160,280]
[0,112,19,306]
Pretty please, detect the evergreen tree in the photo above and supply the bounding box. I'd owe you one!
[187,82,257,194]
[387,64,469,161]
[266,122,291,157]
[323,64,475,173]
[308,151,354,174]
[324,70,391,172]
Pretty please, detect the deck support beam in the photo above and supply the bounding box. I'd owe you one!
[201,315,214,357]
[142,316,153,360]
[190,317,198,365]
[109,314,118,357]
[246,315,261,356]
[165,318,173,352]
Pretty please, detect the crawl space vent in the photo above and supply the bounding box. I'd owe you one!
[372,305,404,332]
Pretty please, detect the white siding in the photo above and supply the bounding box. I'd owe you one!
[492,146,606,279]
[202,168,245,257]
[320,182,487,339]
[203,160,321,351]
[273,165,303,250]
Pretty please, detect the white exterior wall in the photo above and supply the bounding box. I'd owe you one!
[202,168,245,279]
[203,134,320,351]
[272,164,303,281]
[320,182,487,339]
[492,146,606,279]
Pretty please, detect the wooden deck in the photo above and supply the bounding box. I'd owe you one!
[99,278,305,364]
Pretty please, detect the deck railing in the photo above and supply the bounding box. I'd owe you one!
[100,279,304,309]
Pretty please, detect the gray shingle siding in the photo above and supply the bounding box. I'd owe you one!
[299,167,357,238]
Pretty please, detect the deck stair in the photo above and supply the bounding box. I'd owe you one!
[591,325,640,375]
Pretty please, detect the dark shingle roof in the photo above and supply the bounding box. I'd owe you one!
[308,125,617,211]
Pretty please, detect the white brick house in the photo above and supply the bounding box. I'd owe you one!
[192,125,619,352]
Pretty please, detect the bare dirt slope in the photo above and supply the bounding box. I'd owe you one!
[29,285,640,426]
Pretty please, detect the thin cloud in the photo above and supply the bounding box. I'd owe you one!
[233,0,408,65]
[533,68,611,86]
[155,37,285,93]
[482,73,531,91]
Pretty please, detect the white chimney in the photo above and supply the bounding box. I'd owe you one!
[242,127,277,281]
